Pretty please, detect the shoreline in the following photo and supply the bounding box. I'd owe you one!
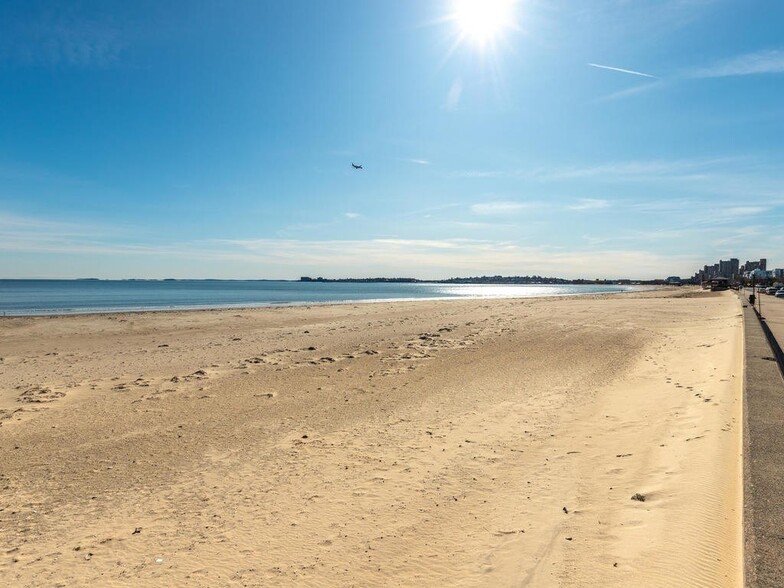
[0,284,662,318]
[0,289,741,586]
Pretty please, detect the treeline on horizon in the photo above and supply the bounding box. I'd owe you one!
[299,276,667,285]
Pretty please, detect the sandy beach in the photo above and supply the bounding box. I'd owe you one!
[0,289,743,587]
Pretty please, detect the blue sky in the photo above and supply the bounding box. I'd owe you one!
[1,0,783,279]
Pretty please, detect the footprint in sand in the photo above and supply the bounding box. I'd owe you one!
[169,370,209,384]
[18,386,65,403]
[0,407,23,424]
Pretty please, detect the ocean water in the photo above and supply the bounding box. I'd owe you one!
[0,280,641,316]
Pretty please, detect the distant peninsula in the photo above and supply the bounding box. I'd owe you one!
[299,276,667,285]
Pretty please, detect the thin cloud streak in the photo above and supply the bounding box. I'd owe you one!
[449,157,784,208]
[573,0,720,34]
[445,78,463,111]
[0,211,128,239]
[724,206,769,216]
[530,156,756,182]
[454,156,746,182]
[588,63,657,78]
[596,81,664,102]
[443,221,517,229]
[452,170,504,179]
[470,201,532,215]
[568,198,610,210]
[693,49,784,78]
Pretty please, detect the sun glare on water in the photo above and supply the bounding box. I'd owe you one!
[450,0,518,48]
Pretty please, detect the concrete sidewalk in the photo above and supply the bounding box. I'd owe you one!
[741,292,784,587]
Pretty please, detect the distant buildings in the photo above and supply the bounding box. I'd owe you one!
[740,258,766,273]
[719,258,739,281]
[693,258,740,283]
[690,257,780,284]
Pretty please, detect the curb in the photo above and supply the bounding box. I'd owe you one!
[751,304,784,379]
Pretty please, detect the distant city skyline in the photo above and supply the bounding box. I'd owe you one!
[691,256,784,283]
[1,1,783,279]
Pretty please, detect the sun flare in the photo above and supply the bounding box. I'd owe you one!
[451,0,518,47]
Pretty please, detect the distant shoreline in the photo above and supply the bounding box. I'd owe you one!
[1,276,670,285]
[298,276,666,285]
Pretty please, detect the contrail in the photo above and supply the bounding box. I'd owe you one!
[588,63,657,78]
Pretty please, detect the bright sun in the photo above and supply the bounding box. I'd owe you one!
[451,0,518,48]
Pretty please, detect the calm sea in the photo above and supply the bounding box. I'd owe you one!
[0,280,640,316]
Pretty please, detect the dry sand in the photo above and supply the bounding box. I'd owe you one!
[0,289,744,587]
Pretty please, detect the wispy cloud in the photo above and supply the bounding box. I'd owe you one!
[592,48,784,101]
[343,212,360,220]
[453,157,743,183]
[391,203,461,220]
[445,78,463,111]
[628,199,700,213]
[452,170,504,179]
[724,206,769,216]
[574,0,720,33]
[443,221,517,229]
[596,80,664,102]
[592,48,784,102]
[712,225,768,246]
[588,63,657,78]
[567,198,610,210]
[399,158,431,166]
[328,149,356,157]
[450,157,784,207]
[0,211,120,239]
[0,160,93,186]
[693,49,784,78]
[451,157,738,181]
[635,202,776,235]
[0,210,768,280]
[528,156,745,181]
[1,11,124,68]
[582,235,611,246]
[470,201,531,215]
